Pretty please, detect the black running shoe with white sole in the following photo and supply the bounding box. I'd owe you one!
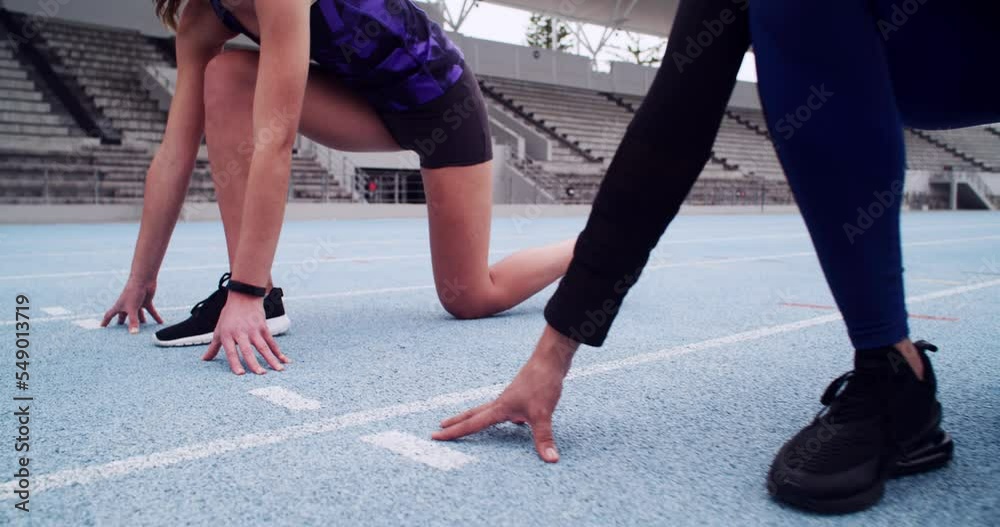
[153,273,291,347]
[767,340,953,514]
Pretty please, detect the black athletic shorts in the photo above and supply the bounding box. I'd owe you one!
[378,67,494,169]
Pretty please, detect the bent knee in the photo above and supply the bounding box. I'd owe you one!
[438,291,498,320]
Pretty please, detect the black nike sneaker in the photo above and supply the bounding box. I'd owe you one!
[767,341,953,514]
[153,273,291,347]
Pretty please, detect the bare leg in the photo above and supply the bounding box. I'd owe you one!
[202,51,275,288]
[895,338,924,380]
[422,163,574,319]
[205,50,573,317]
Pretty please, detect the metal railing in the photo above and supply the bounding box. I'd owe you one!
[1,166,106,204]
[296,137,362,202]
[352,170,425,204]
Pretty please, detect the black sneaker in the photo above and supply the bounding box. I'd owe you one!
[153,273,291,347]
[767,341,953,514]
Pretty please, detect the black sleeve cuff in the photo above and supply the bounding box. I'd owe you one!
[544,257,639,347]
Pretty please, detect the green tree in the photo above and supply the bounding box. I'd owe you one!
[619,32,666,67]
[525,13,573,52]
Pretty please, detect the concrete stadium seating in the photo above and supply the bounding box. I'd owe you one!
[32,18,171,143]
[0,38,82,142]
[0,142,352,204]
[919,127,1000,172]
[0,11,994,209]
[903,131,977,172]
[481,75,633,163]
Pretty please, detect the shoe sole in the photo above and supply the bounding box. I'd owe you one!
[152,315,291,347]
[770,429,954,514]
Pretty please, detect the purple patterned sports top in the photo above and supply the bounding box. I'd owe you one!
[209,0,465,112]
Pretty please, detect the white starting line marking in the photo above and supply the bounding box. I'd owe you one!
[249,386,322,412]
[912,278,964,285]
[5,233,998,282]
[72,319,103,330]
[360,430,477,471]
[3,277,997,497]
[10,232,1000,328]
[41,306,71,316]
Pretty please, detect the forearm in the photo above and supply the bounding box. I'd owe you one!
[129,150,197,282]
[544,0,751,346]
[230,147,292,286]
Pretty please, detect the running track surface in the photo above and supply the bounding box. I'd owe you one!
[0,211,997,526]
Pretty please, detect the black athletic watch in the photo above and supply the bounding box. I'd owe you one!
[226,279,267,298]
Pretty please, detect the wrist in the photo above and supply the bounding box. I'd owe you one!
[127,272,156,286]
[226,289,263,304]
[532,325,580,375]
[227,277,268,298]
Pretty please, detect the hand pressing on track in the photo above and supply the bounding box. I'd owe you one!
[433,325,580,463]
[202,291,289,375]
[101,277,164,334]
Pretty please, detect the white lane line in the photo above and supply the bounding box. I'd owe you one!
[249,386,322,412]
[912,278,963,286]
[41,306,71,316]
[648,251,813,270]
[8,232,999,327]
[6,220,996,259]
[0,285,437,327]
[4,233,998,282]
[72,319,103,330]
[0,249,507,281]
[2,234,549,259]
[3,278,996,497]
[905,235,1000,247]
[360,430,477,471]
[646,234,1000,271]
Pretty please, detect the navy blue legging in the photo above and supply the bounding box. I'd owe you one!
[750,0,1000,349]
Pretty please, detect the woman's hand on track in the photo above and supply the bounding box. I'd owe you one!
[202,291,289,375]
[101,278,164,334]
[432,325,579,463]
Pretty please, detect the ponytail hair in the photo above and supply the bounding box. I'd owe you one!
[154,0,184,31]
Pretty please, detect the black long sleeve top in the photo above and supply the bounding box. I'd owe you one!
[544,0,753,346]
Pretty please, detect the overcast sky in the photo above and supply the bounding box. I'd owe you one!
[441,0,758,81]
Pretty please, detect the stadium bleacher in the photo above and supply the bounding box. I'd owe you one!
[481,75,632,162]
[0,11,996,209]
[31,16,172,144]
[0,37,83,142]
[918,127,1000,172]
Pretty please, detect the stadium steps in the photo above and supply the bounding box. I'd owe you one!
[502,96,630,161]
[21,13,172,145]
[912,128,999,172]
[601,92,638,113]
[908,129,992,172]
[478,77,604,163]
[726,109,770,137]
[610,91,746,174]
[903,131,977,172]
[0,31,86,143]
